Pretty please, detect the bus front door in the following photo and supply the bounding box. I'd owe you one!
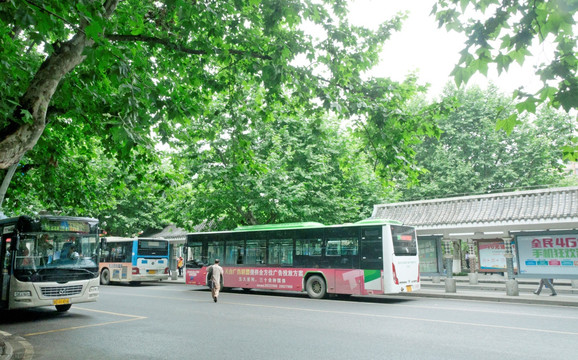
[0,234,11,307]
[360,228,383,292]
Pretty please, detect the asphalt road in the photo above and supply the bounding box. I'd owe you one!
[1,282,578,360]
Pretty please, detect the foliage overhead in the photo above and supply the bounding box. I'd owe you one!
[398,85,577,200]
[1,0,450,228]
[432,0,578,151]
[3,122,180,235]
[169,84,390,230]
[4,98,391,235]
[0,0,439,176]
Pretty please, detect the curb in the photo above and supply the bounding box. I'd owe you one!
[0,331,13,360]
[397,290,578,307]
[0,331,34,360]
[0,338,13,360]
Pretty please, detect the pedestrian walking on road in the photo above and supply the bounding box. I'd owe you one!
[534,278,557,296]
[208,259,224,303]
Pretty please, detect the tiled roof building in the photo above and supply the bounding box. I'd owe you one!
[372,186,578,238]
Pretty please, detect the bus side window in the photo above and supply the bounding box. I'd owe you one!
[295,237,322,267]
[207,240,225,265]
[122,243,132,262]
[224,240,244,265]
[186,242,204,268]
[325,238,358,268]
[101,245,110,262]
[246,239,266,265]
[267,238,293,266]
[326,240,340,256]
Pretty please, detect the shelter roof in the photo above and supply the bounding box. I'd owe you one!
[146,220,219,240]
[372,187,578,239]
[147,224,188,240]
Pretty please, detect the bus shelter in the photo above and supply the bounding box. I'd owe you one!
[371,186,578,293]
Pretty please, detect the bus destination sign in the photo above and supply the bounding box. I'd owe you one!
[42,220,90,233]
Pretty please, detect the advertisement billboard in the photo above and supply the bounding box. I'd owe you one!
[418,237,440,274]
[478,240,517,273]
[516,231,578,279]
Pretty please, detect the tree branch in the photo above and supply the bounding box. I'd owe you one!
[24,0,83,34]
[106,34,273,60]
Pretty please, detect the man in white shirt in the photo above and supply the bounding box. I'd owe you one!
[209,259,224,303]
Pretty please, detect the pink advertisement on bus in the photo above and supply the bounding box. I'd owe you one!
[186,267,392,296]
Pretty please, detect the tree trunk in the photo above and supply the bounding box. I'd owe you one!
[0,0,120,169]
[0,35,90,169]
[0,163,19,212]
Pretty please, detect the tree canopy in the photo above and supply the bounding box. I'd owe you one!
[1,0,446,222]
[433,0,578,146]
[1,0,576,233]
[170,85,390,230]
[0,0,437,169]
[397,85,577,200]
[5,101,392,235]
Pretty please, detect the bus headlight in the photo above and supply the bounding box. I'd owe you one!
[14,290,32,297]
[89,286,99,293]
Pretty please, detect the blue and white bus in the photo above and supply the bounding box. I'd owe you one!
[99,237,170,285]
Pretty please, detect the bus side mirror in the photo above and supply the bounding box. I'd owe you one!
[183,247,188,256]
[100,237,107,249]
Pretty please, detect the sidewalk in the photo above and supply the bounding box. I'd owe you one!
[398,274,578,307]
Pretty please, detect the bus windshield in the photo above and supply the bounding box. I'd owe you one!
[14,232,99,282]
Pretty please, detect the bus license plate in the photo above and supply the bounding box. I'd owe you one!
[53,298,70,305]
[406,285,413,292]
[148,270,156,274]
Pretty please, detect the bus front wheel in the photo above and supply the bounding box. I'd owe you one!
[56,304,71,312]
[100,268,110,285]
[306,275,327,299]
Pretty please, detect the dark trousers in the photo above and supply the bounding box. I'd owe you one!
[535,279,556,295]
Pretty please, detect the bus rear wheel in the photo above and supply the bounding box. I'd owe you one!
[100,268,110,285]
[306,275,327,299]
[56,304,71,312]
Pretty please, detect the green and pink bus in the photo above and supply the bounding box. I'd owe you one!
[184,219,420,299]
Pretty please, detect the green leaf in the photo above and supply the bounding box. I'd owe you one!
[496,113,521,134]
[515,97,537,114]
[84,22,103,42]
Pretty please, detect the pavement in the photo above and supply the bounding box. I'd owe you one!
[2,274,577,359]
[398,274,578,307]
